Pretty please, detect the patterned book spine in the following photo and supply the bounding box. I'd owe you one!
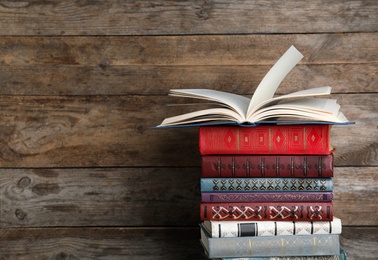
[204,217,342,238]
[200,178,333,192]
[200,202,333,221]
[199,124,332,155]
[201,227,340,257]
[222,248,346,259]
[201,192,333,202]
[201,154,334,178]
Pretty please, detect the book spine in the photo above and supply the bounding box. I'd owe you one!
[201,192,333,202]
[202,229,340,257]
[201,154,334,178]
[207,218,342,238]
[200,202,333,221]
[200,178,333,192]
[199,124,332,155]
[222,248,345,259]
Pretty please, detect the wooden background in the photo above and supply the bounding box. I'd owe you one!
[0,1,377,259]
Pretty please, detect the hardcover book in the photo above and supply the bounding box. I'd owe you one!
[201,154,334,178]
[221,248,346,259]
[200,178,333,193]
[202,217,342,238]
[200,225,340,258]
[200,202,333,221]
[201,191,333,202]
[199,124,334,155]
[157,46,351,128]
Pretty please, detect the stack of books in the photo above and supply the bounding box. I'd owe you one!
[156,45,352,259]
[198,124,346,259]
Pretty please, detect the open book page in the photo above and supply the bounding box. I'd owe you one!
[169,89,250,119]
[247,45,304,115]
[247,86,332,118]
[158,108,245,126]
[248,98,343,123]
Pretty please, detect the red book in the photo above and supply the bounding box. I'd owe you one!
[199,125,333,155]
[200,202,333,221]
[201,154,334,178]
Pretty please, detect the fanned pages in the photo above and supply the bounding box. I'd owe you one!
[157,46,352,127]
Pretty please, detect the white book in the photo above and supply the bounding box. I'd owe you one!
[203,217,342,238]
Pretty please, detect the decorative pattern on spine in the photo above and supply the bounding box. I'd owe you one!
[200,178,333,192]
[201,154,334,178]
[201,192,333,202]
[201,227,340,258]
[199,125,332,155]
[200,202,333,221]
[203,217,342,238]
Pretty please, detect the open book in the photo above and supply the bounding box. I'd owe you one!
[157,46,351,127]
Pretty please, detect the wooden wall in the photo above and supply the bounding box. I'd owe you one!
[0,1,377,259]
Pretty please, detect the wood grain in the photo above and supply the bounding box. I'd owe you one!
[0,167,376,228]
[1,34,377,66]
[0,226,376,259]
[0,94,375,167]
[0,34,376,95]
[0,64,375,96]
[0,1,377,35]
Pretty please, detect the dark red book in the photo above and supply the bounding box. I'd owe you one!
[201,192,334,202]
[200,202,333,221]
[201,154,334,178]
[199,125,333,155]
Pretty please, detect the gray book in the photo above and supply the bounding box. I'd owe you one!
[200,224,340,258]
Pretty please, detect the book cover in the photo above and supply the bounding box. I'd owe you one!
[221,248,346,259]
[200,202,333,221]
[201,191,333,202]
[201,154,334,178]
[200,226,340,258]
[200,178,333,193]
[202,217,342,238]
[199,124,333,155]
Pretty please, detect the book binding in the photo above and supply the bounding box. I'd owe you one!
[201,154,334,178]
[200,202,333,221]
[201,192,333,202]
[199,125,333,155]
[200,226,340,258]
[200,178,333,193]
[202,217,342,238]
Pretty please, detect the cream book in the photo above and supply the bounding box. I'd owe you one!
[203,217,342,238]
[157,46,352,128]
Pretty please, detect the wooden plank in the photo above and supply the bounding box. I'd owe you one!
[340,226,378,259]
[0,1,377,35]
[0,34,376,96]
[0,227,208,260]
[1,167,376,228]
[0,226,376,259]
[1,34,377,66]
[0,64,376,96]
[1,34,376,96]
[0,94,375,167]
[0,168,201,228]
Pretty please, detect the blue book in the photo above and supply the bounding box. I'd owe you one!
[200,224,340,258]
[201,178,333,192]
